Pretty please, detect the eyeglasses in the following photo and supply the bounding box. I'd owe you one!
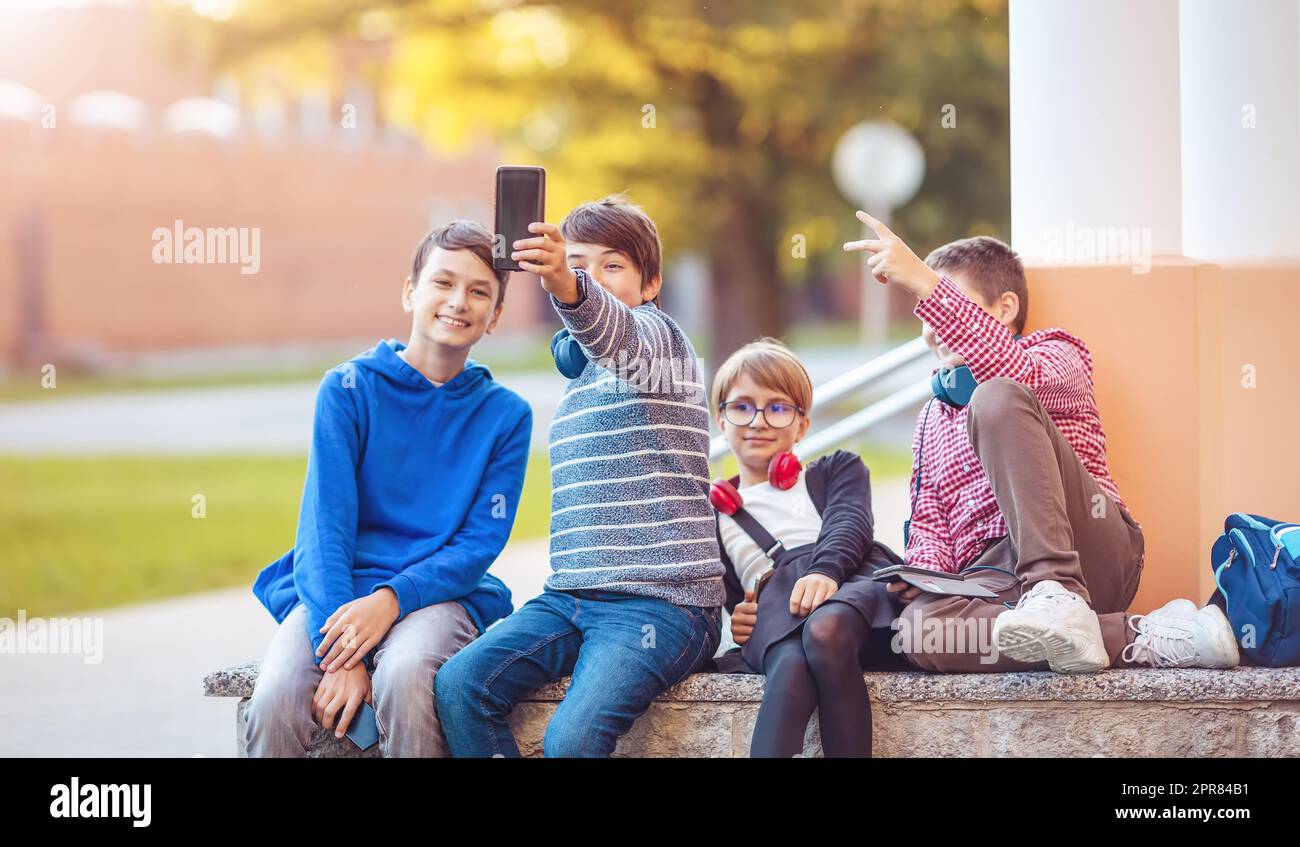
[720,400,804,429]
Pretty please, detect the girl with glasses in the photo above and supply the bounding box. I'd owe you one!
[706,338,907,757]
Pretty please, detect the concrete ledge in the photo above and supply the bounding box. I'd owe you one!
[204,663,1300,757]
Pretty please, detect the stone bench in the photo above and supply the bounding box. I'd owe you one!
[204,662,1300,757]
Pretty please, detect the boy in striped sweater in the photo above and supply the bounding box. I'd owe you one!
[436,196,724,757]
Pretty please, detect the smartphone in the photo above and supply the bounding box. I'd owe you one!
[344,700,380,752]
[493,166,546,272]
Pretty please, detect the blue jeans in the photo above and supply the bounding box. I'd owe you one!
[435,587,721,757]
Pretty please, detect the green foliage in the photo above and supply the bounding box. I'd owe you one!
[184,0,1010,356]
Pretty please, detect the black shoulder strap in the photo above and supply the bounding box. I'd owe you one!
[728,506,785,562]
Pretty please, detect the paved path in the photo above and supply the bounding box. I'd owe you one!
[0,348,925,454]
[0,538,549,757]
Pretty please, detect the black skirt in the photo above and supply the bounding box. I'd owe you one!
[706,540,908,675]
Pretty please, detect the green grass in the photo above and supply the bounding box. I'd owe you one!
[0,441,908,618]
[0,451,555,619]
[0,455,305,619]
[512,448,556,543]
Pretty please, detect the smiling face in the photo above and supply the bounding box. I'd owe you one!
[717,370,811,485]
[565,241,662,310]
[402,246,503,350]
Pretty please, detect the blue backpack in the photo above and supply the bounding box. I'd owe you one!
[1208,513,1300,667]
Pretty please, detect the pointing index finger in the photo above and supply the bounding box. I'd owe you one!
[843,238,885,253]
[856,210,894,238]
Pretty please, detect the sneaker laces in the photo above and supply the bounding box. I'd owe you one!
[1011,584,1079,615]
[1121,614,1197,667]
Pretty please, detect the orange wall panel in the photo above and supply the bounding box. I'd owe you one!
[1026,260,1300,612]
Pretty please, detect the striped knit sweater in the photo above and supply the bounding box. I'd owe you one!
[545,269,725,607]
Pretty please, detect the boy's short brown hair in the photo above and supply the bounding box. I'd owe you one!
[710,337,813,418]
[411,219,510,306]
[560,194,662,306]
[924,236,1028,335]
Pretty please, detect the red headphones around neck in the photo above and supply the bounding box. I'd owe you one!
[708,451,803,516]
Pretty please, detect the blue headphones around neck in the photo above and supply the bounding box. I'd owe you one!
[930,365,978,408]
[551,328,588,379]
[929,334,1022,408]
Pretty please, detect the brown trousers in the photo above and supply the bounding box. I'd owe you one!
[899,378,1145,672]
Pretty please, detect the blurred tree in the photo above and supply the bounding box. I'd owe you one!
[187,0,1009,359]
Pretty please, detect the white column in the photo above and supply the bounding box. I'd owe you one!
[1008,0,1184,260]
[1180,0,1300,261]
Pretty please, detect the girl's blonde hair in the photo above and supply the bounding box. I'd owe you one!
[710,337,813,417]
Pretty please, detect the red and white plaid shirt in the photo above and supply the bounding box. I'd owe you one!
[905,275,1133,574]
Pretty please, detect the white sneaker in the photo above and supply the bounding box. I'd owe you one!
[1120,599,1240,669]
[993,579,1109,672]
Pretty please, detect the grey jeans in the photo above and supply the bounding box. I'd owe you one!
[244,600,478,757]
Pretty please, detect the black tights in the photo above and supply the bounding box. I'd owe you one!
[750,602,875,758]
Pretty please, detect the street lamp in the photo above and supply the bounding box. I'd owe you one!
[832,119,925,348]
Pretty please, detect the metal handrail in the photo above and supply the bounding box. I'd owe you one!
[794,379,931,460]
[809,336,930,409]
[708,336,933,461]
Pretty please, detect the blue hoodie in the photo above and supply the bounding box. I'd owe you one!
[253,339,532,665]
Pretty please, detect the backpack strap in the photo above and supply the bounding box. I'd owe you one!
[727,506,785,563]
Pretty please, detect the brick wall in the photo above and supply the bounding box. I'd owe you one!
[0,125,547,365]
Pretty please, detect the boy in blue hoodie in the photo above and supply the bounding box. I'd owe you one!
[246,220,532,757]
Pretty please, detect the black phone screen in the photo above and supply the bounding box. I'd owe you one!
[494,166,546,272]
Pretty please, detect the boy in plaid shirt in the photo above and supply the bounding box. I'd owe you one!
[844,213,1237,673]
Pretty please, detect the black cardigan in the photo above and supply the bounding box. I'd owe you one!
[716,449,895,615]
